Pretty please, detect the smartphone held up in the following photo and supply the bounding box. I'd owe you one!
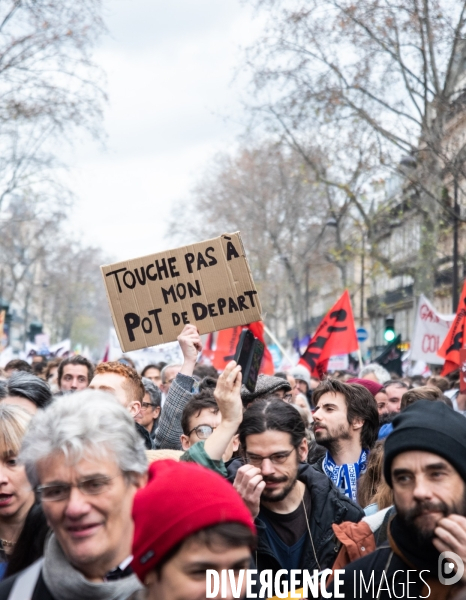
[233,329,265,392]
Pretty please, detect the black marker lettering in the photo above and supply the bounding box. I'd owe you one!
[237,295,248,311]
[146,264,157,281]
[185,253,195,273]
[226,241,240,261]
[162,285,177,305]
[192,302,208,321]
[105,268,127,294]
[141,317,152,334]
[244,290,257,308]
[228,298,239,312]
[176,283,187,300]
[155,258,169,280]
[205,246,218,267]
[168,256,180,277]
[187,280,201,297]
[218,297,226,315]
[124,312,140,342]
[197,252,208,270]
[148,309,163,335]
[123,270,136,290]
[134,267,146,286]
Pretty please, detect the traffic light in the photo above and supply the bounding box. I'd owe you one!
[28,321,43,342]
[384,315,396,343]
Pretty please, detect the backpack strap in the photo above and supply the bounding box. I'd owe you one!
[8,558,44,600]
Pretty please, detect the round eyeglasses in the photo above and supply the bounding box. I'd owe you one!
[187,424,217,440]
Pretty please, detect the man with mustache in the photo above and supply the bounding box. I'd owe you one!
[232,399,363,592]
[312,379,379,504]
[327,400,466,599]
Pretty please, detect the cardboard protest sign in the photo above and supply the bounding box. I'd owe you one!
[101,232,262,352]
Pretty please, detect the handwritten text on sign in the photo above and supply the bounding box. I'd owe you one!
[411,295,454,365]
[101,232,262,352]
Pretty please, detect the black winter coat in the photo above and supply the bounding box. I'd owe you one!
[0,571,53,600]
[325,545,461,599]
[227,461,363,588]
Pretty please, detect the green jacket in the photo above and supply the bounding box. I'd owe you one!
[180,441,227,477]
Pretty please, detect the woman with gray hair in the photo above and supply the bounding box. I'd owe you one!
[0,389,147,599]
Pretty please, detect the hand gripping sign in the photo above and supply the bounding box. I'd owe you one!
[101,232,262,352]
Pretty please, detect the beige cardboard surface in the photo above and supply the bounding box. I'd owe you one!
[101,232,262,352]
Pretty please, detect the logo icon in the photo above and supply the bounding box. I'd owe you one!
[438,551,464,585]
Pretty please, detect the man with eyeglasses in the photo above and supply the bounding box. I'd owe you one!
[231,398,363,594]
[135,378,161,442]
[180,362,242,467]
[153,324,203,450]
[0,390,147,600]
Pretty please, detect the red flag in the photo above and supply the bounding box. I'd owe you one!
[203,322,274,374]
[438,280,466,375]
[102,344,109,363]
[299,290,358,377]
[247,321,275,375]
[210,327,242,371]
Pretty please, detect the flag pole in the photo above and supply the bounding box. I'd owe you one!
[263,324,296,365]
[357,346,363,371]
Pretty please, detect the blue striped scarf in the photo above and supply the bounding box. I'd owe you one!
[322,449,368,503]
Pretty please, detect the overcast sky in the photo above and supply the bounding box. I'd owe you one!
[67,0,261,262]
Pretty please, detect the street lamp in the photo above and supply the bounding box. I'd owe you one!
[453,174,460,312]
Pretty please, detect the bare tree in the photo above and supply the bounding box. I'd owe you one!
[168,142,356,338]
[0,0,106,212]
[0,198,111,354]
[40,242,111,352]
[0,0,109,353]
[243,0,466,298]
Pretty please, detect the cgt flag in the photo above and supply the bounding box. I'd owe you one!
[299,290,358,377]
[438,280,466,376]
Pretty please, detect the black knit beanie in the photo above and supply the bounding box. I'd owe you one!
[384,400,466,487]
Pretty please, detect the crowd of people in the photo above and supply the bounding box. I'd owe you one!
[0,323,465,598]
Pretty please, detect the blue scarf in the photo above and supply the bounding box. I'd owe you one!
[322,449,368,503]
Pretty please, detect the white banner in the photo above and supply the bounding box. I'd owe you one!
[411,295,455,364]
[328,354,349,371]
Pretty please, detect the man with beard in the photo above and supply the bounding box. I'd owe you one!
[231,399,363,591]
[311,379,379,503]
[326,400,466,599]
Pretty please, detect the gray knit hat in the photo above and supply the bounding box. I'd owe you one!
[241,374,291,405]
[290,365,311,389]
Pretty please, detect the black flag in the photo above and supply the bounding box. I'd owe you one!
[374,334,403,377]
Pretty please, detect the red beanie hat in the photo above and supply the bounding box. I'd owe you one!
[347,377,384,398]
[131,460,256,581]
